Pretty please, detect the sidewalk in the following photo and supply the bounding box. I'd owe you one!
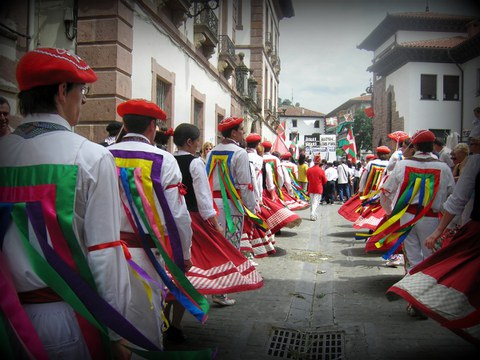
[167,204,479,359]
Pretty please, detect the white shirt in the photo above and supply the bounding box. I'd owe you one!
[337,163,351,184]
[0,114,130,337]
[247,148,263,203]
[325,166,338,182]
[173,150,216,221]
[207,141,256,214]
[109,135,192,260]
[380,152,455,215]
[358,158,389,193]
[263,152,284,188]
[438,146,454,169]
[443,154,480,223]
[387,149,403,172]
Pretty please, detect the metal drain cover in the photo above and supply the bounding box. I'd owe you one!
[267,327,345,359]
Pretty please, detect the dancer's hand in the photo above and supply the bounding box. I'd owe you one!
[111,339,131,360]
[425,229,443,250]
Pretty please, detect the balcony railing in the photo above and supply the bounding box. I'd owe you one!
[219,35,235,62]
[194,6,218,58]
[194,6,218,38]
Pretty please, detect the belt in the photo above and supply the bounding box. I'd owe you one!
[405,204,438,218]
[120,231,157,248]
[213,190,229,199]
[18,287,62,304]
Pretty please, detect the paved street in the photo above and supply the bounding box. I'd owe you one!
[167,204,479,359]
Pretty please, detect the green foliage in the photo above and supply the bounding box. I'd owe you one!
[353,109,373,152]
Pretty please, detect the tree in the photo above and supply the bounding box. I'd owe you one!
[353,108,373,153]
[281,98,292,106]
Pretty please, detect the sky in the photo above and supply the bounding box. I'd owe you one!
[278,0,480,114]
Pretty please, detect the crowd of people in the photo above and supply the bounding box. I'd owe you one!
[1,47,479,359]
[337,121,480,346]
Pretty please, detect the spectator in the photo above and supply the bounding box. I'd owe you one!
[0,96,12,137]
[434,138,454,169]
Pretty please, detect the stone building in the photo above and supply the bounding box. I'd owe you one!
[0,0,294,147]
[358,11,480,146]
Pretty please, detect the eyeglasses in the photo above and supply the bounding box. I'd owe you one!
[81,86,90,95]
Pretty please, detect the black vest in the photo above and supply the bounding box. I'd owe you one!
[174,154,198,212]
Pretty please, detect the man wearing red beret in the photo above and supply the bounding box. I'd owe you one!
[306,155,327,221]
[206,117,256,306]
[109,99,193,344]
[380,130,455,284]
[0,48,132,358]
[358,145,391,193]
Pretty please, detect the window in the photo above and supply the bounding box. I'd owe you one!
[443,75,459,101]
[421,74,437,100]
[289,132,298,141]
[292,119,297,127]
[156,78,169,111]
[193,100,203,128]
[191,86,205,145]
[314,120,320,128]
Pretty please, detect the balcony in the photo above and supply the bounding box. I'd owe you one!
[218,35,236,80]
[194,6,219,59]
[161,0,191,27]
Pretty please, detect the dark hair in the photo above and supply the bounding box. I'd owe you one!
[221,124,241,138]
[18,83,75,116]
[378,153,389,160]
[0,96,10,109]
[123,114,155,134]
[173,123,200,147]
[433,138,445,147]
[298,153,306,165]
[246,140,260,149]
[155,124,172,146]
[106,122,122,136]
[415,142,434,153]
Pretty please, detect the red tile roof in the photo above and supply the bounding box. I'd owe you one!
[279,106,325,117]
[400,36,467,49]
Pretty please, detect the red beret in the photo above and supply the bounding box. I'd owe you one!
[16,48,97,91]
[218,117,243,132]
[388,131,409,142]
[313,155,322,163]
[281,153,292,160]
[366,154,376,160]
[376,146,391,154]
[411,129,435,144]
[117,99,167,120]
[245,133,261,143]
[261,141,272,149]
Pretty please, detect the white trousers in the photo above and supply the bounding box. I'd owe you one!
[401,213,438,272]
[23,302,91,360]
[310,193,322,218]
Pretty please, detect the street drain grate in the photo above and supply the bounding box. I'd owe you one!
[267,327,344,359]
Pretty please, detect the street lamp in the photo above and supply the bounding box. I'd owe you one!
[187,0,219,18]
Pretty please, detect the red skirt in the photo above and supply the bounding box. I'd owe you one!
[387,220,480,346]
[281,187,309,210]
[353,205,386,231]
[261,193,302,233]
[338,194,362,222]
[241,216,276,258]
[185,212,264,295]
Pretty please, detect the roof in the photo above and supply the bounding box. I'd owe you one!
[367,32,480,76]
[279,106,325,117]
[326,95,372,118]
[358,12,476,51]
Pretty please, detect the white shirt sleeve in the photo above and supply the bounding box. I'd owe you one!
[190,157,217,221]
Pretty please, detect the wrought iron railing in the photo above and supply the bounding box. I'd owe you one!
[219,35,235,61]
[194,6,218,38]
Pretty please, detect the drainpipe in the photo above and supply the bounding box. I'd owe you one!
[448,49,464,140]
[28,0,35,50]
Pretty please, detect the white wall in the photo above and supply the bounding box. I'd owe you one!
[462,56,480,134]
[386,62,463,136]
[131,5,231,144]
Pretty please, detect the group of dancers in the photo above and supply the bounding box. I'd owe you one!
[338,128,480,347]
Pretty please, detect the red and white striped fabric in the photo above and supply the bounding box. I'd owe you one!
[241,216,276,258]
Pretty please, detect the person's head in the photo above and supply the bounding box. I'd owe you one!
[474,107,480,119]
[313,155,321,165]
[326,162,333,168]
[173,123,200,154]
[376,145,391,160]
[469,136,480,154]
[155,125,174,147]
[261,140,272,153]
[245,133,261,149]
[451,143,469,165]
[218,117,245,143]
[201,141,214,158]
[365,154,376,163]
[117,99,167,144]
[106,122,122,137]
[402,138,414,158]
[281,152,292,162]
[411,130,435,153]
[256,143,265,156]
[298,153,306,165]
[0,96,11,136]
[16,48,97,126]
[272,151,280,158]
[433,138,445,152]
